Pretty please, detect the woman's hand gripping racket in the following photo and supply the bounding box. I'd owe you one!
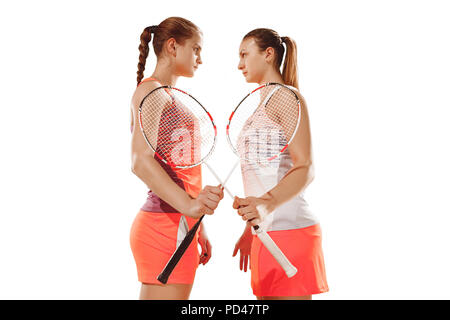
[137,85,223,284]
[218,83,302,278]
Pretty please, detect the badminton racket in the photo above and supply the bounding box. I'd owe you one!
[137,85,224,284]
[220,82,302,278]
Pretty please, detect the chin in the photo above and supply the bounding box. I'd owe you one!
[242,73,256,83]
[177,67,195,78]
[245,76,257,84]
[183,71,195,78]
[189,69,197,77]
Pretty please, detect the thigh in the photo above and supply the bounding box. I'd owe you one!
[139,283,194,300]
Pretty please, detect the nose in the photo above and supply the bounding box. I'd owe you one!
[238,60,244,70]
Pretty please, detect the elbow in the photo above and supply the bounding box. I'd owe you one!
[131,154,144,177]
[131,164,139,176]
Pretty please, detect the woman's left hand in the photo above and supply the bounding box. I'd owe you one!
[198,224,212,265]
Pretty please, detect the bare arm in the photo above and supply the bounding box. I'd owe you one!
[264,93,314,211]
[130,83,223,218]
[233,94,314,225]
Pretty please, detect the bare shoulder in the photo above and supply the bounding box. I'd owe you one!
[131,80,162,112]
[287,87,308,112]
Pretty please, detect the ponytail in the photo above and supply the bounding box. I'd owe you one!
[135,17,200,87]
[243,29,300,90]
[136,26,154,86]
[280,36,299,90]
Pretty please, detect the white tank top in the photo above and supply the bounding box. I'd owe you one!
[239,85,319,233]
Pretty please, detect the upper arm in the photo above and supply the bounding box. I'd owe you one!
[130,82,160,166]
[287,93,313,168]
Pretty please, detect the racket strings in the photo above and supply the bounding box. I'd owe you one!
[140,88,216,167]
[228,85,300,164]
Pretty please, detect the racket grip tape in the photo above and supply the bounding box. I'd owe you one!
[157,215,204,284]
[255,229,298,278]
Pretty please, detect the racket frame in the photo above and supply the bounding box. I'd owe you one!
[223,82,302,277]
[226,82,301,164]
[136,85,218,284]
[138,85,217,169]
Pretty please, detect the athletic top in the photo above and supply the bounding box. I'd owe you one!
[133,77,202,213]
[239,85,319,233]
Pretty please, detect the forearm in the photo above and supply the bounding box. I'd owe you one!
[132,153,192,213]
[199,221,206,236]
[264,164,314,211]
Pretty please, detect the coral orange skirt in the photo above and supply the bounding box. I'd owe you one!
[250,224,329,296]
[130,210,200,284]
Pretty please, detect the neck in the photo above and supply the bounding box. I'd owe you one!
[151,60,179,86]
[258,68,284,86]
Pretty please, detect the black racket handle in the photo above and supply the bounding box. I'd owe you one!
[157,215,205,284]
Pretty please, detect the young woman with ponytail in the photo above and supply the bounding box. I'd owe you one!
[232,28,329,300]
[129,17,223,300]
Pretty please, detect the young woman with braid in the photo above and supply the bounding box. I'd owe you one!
[129,17,223,300]
[232,28,329,300]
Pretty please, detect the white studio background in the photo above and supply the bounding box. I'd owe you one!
[0,0,449,299]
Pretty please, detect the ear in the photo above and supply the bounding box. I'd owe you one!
[264,47,275,63]
[166,38,177,57]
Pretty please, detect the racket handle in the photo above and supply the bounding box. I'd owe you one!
[255,229,298,278]
[204,161,298,277]
[204,162,234,198]
[157,215,204,284]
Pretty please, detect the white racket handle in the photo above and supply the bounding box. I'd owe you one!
[204,162,234,198]
[204,161,298,278]
[255,229,298,278]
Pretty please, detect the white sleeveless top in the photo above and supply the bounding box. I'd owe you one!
[238,85,319,233]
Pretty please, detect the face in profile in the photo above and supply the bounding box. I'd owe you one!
[237,37,268,84]
[175,32,203,77]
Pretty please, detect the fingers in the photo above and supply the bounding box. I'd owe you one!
[218,185,225,200]
[246,218,261,227]
[198,185,224,214]
[199,252,209,265]
[199,240,212,265]
[232,244,238,257]
[206,192,220,203]
[204,241,212,264]
[243,253,249,272]
[237,206,258,221]
[237,205,254,216]
[241,212,258,221]
[199,254,208,265]
[234,238,251,272]
[240,209,261,226]
[232,197,240,209]
[200,205,214,215]
[233,196,249,209]
[202,197,220,211]
[233,197,261,227]
[239,253,249,272]
[196,197,216,215]
[204,185,224,199]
